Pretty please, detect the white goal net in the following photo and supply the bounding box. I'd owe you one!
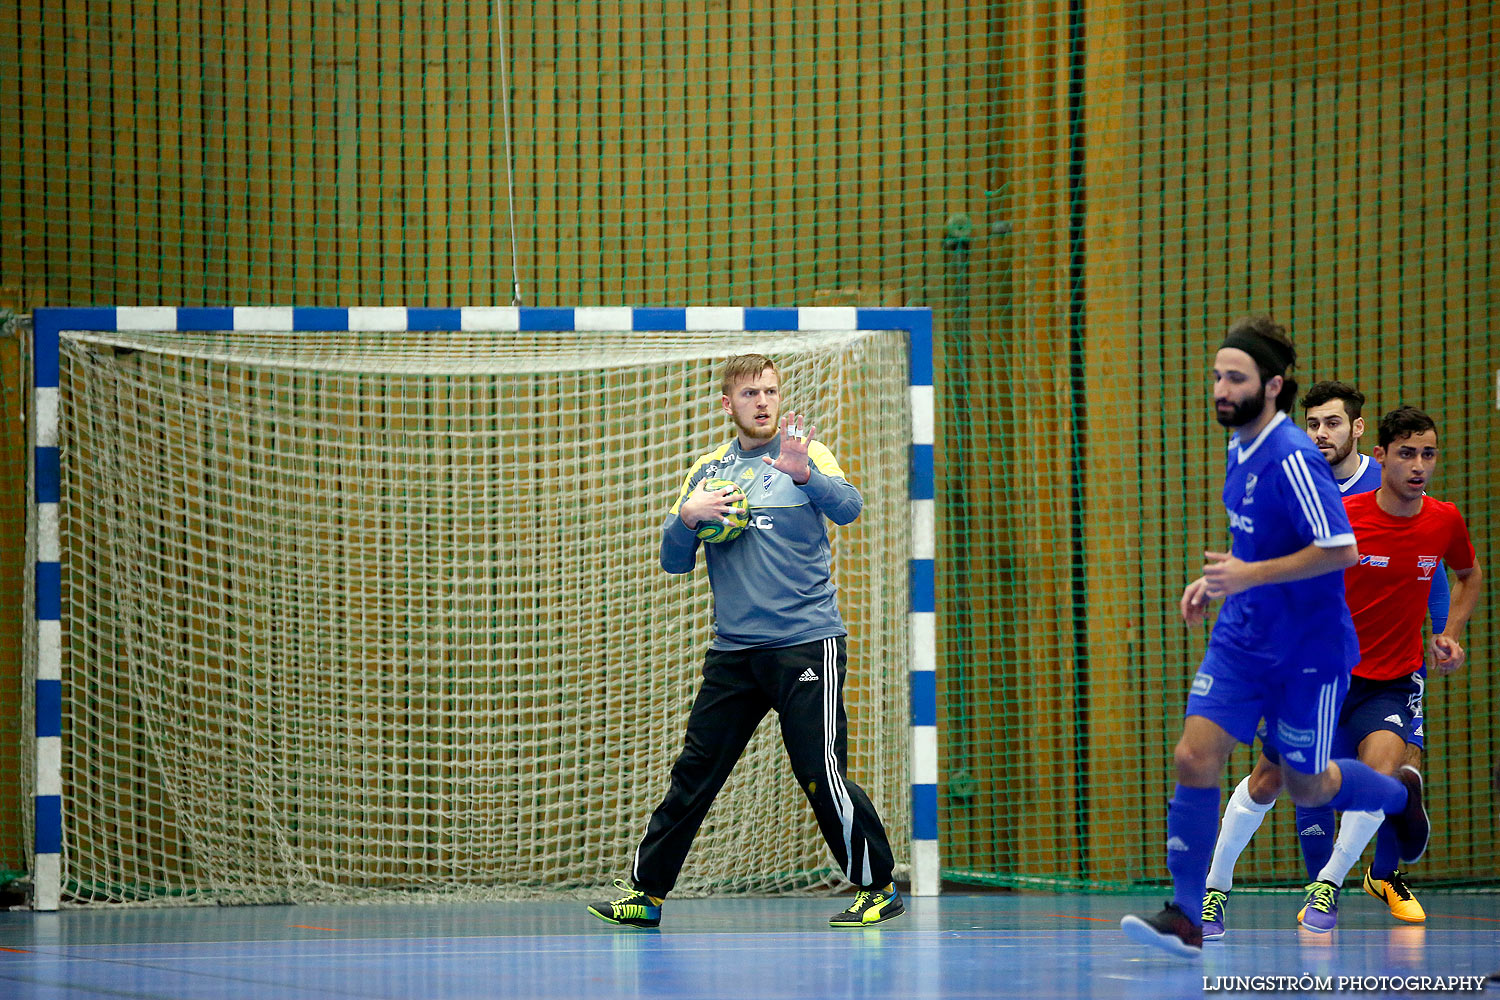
[35,324,910,905]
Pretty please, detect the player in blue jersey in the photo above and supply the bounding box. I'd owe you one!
[1121,318,1429,959]
[588,354,902,930]
[1200,383,1455,936]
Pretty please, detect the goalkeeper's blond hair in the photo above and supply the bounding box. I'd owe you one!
[720,354,777,395]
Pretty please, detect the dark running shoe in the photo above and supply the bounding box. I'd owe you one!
[1391,766,1430,864]
[830,884,905,927]
[1297,880,1340,933]
[587,878,662,928]
[1201,888,1228,941]
[1120,902,1203,959]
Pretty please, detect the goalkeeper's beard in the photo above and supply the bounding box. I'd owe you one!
[735,414,777,442]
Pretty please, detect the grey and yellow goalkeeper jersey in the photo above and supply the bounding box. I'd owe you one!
[660,435,863,651]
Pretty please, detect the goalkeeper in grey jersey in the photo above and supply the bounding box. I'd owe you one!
[588,354,903,929]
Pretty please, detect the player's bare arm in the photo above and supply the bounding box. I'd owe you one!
[1199,541,1358,599]
[1432,562,1483,675]
[678,478,746,530]
[1180,576,1212,626]
[764,411,815,484]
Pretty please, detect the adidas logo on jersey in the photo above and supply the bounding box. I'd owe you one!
[798,668,819,682]
[1284,750,1306,763]
[1384,714,1404,726]
[1166,837,1190,852]
[1300,824,1326,837]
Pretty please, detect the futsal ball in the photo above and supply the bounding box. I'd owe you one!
[695,477,751,543]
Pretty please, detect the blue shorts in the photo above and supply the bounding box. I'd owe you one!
[1334,672,1425,756]
[1261,671,1425,764]
[1185,641,1349,775]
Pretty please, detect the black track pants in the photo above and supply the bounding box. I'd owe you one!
[630,635,895,897]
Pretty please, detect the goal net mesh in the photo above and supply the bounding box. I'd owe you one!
[45,325,910,905]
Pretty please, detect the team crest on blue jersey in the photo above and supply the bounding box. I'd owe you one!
[1417,556,1437,580]
[1242,473,1258,505]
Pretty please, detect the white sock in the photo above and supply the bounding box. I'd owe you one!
[1318,810,1384,886]
[1205,776,1275,892]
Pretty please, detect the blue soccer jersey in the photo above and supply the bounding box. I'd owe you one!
[1188,412,1362,771]
[1210,412,1361,660]
[1336,453,1383,496]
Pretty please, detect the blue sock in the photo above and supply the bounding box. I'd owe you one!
[1328,759,1405,814]
[1167,784,1221,925]
[1294,804,1336,881]
[1371,821,1401,879]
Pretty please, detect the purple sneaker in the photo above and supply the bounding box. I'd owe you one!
[1297,880,1339,933]
[1201,888,1228,941]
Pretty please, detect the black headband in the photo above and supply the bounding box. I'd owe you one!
[1220,330,1293,377]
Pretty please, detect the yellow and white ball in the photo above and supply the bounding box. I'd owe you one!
[695,478,751,543]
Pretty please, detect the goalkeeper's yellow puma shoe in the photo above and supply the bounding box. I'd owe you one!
[587,879,662,928]
[829,884,905,927]
[1363,868,1426,924]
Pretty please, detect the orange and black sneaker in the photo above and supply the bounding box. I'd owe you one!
[1364,868,1426,924]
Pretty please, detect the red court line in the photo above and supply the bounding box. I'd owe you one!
[289,925,342,932]
[1432,914,1500,923]
[1042,913,1112,923]
[0,947,31,953]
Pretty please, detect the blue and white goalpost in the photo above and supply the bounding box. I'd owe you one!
[26,305,936,905]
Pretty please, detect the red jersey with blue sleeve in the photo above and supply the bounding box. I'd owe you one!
[1337,454,1451,631]
[1209,412,1360,664]
[1341,492,1475,681]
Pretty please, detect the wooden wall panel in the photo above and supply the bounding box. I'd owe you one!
[4,0,988,311]
[0,328,25,875]
[1081,0,1144,879]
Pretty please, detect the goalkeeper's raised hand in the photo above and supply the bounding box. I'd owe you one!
[764,411,814,484]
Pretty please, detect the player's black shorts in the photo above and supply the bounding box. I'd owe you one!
[1259,671,1424,765]
[1329,672,1424,757]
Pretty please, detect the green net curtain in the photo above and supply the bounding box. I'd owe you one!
[2,0,1495,891]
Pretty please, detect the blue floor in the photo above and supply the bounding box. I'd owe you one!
[1,891,1496,999]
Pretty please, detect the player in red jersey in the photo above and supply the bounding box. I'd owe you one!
[1314,406,1483,922]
